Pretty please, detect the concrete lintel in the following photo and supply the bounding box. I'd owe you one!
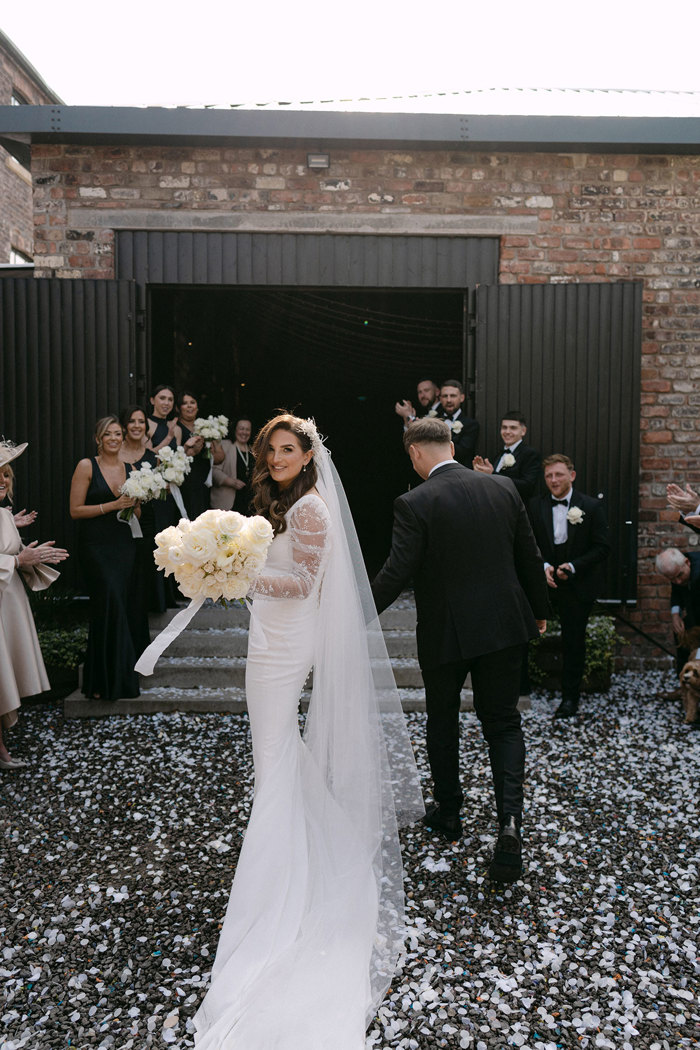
[66,208,538,237]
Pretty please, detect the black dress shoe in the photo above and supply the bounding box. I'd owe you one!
[554,698,579,718]
[488,816,522,883]
[422,803,462,841]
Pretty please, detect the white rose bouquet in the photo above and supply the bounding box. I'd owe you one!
[153,508,273,602]
[193,414,229,455]
[118,462,168,522]
[156,445,192,487]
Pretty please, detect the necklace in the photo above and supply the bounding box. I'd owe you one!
[236,444,250,469]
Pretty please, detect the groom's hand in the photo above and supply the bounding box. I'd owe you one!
[544,565,557,589]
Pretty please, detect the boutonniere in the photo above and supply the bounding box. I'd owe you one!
[428,409,438,418]
[451,420,463,434]
[567,506,584,525]
[502,453,515,468]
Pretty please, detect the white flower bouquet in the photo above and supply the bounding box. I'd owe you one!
[193,414,229,455]
[118,462,168,522]
[156,445,192,487]
[153,508,273,602]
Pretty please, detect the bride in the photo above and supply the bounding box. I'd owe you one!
[193,413,424,1049]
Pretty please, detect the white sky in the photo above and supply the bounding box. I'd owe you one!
[4,0,700,108]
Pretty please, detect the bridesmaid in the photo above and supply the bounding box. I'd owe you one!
[211,417,256,514]
[174,390,211,519]
[120,405,158,618]
[145,385,181,610]
[69,416,150,700]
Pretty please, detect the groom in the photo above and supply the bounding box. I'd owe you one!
[372,418,548,882]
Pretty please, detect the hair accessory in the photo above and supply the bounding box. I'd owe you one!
[0,439,28,469]
[296,418,326,461]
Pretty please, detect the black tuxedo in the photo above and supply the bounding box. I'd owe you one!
[528,489,610,705]
[493,442,542,501]
[372,463,548,822]
[439,408,479,469]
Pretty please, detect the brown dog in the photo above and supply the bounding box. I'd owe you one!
[679,627,700,724]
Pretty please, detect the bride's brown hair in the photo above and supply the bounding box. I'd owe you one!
[251,413,318,535]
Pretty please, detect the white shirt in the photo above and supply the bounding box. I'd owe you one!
[429,459,458,477]
[544,487,575,574]
[495,438,523,473]
[443,407,462,430]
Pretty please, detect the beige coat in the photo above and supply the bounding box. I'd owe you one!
[0,509,57,725]
[210,440,254,511]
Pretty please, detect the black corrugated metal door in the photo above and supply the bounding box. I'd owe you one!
[0,277,138,563]
[475,282,642,601]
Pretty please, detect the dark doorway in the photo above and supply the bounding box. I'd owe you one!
[150,286,465,572]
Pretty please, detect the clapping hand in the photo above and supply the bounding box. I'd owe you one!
[13,508,38,528]
[394,400,415,422]
[683,514,700,530]
[18,540,69,566]
[473,456,494,475]
[666,483,699,514]
[184,435,205,456]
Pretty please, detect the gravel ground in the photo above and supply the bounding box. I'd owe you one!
[1,670,698,1050]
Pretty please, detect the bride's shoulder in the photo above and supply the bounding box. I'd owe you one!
[289,491,331,527]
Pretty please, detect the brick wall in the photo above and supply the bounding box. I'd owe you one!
[29,143,700,657]
[0,41,58,261]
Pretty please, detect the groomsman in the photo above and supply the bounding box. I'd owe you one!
[394,378,441,425]
[372,418,548,882]
[473,411,542,500]
[528,454,611,719]
[436,380,479,468]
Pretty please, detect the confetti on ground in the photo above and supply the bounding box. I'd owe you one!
[1,670,698,1049]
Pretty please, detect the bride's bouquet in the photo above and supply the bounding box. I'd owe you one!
[118,461,168,522]
[153,508,273,602]
[193,414,229,455]
[156,445,192,486]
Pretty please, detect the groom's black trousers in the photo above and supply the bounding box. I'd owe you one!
[421,643,525,823]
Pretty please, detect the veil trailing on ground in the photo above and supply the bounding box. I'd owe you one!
[305,426,425,1021]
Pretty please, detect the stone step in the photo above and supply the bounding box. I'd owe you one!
[142,656,427,689]
[64,686,530,718]
[156,626,419,658]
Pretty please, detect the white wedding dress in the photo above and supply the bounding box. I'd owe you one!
[193,458,423,1049]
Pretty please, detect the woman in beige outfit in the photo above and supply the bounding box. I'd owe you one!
[0,442,69,769]
[210,418,255,513]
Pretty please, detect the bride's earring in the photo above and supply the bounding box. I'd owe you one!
[302,464,307,473]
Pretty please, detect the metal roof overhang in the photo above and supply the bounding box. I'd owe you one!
[1,105,700,166]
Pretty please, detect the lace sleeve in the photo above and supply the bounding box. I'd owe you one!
[250,497,331,599]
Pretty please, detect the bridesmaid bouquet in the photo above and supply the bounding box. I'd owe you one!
[118,462,168,522]
[156,445,192,486]
[193,414,229,455]
[153,508,273,602]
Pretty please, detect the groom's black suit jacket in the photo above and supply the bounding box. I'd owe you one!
[372,463,548,670]
[492,442,542,501]
[527,489,610,604]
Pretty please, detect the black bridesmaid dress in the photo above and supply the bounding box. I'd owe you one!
[79,458,150,700]
[148,417,181,611]
[178,421,211,519]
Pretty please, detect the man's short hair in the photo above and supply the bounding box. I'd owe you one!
[542,453,574,471]
[655,547,687,575]
[403,417,452,453]
[417,377,440,388]
[502,409,527,425]
[441,379,464,393]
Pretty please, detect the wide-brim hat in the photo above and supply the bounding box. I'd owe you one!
[0,441,28,468]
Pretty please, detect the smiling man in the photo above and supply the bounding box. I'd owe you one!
[528,454,610,720]
[473,410,542,500]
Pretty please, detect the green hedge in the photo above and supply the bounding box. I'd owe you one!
[37,625,88,670]
[528,614,617,687]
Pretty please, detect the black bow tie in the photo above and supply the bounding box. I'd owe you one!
[503,446,511,454]
[551,498,569,507]
[444,413,454,421]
